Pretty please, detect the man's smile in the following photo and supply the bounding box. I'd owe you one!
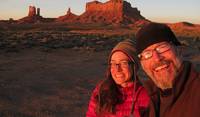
[153,61,170,72]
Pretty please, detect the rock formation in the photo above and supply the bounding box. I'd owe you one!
[28,6,36,17]
[18,6,43,23]
[83,0,146,24]
[27,6,41,17]
[37,8,40,16]
[18,0,146,24]
[56,8,78,22]
[57,0,146,24]
[18,6,55,23]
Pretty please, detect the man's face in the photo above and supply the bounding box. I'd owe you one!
[110,51,133,88]
[140,41,182,90]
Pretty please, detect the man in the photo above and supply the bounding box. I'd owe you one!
[135,22,200,117]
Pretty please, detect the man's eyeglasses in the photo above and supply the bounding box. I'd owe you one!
[110,60,132,69]
[138,43,171,60]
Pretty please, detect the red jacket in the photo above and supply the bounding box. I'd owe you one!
[86,82,150,117]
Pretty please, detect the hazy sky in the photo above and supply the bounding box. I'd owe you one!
[0,0,199,24]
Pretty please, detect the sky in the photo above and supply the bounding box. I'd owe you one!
[0,0,199,24]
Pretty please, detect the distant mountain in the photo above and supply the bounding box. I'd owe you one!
[167,22,200,37]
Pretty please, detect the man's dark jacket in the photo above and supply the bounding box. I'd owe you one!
[142,61,200,117]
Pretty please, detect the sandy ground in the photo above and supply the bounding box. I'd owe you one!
[0,48,110,117]
[0,45,199,117]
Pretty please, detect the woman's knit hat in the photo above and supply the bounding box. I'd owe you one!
[135,22,181,54]
[109,39,139,70]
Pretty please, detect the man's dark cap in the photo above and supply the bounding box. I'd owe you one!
[135,22,181,54]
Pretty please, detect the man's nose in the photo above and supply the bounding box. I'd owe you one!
[152,51,163,62]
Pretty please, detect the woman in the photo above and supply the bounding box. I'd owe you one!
[86,39,150,117]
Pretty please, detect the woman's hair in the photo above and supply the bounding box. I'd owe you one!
[95,63,135,115]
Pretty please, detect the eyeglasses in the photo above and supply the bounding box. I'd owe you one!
[138,43,171,60]
[110,60,132,69]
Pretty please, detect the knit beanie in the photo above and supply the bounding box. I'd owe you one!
[135,22,181,54]
[109,39,139,70]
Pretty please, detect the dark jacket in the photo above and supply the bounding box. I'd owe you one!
[142,61,200,117]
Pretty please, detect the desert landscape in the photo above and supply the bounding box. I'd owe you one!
[0,0,199,116]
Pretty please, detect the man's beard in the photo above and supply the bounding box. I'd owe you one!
[150,60,178,90]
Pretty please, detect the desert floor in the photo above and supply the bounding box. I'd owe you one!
[0,48,111,117]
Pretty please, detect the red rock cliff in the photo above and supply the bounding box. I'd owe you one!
[83,0,123,23]
[57,0,146,24]
[76,0,145,24]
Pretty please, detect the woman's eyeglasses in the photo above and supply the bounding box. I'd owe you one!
[110,60,132,69]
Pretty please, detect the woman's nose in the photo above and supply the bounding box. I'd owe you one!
[116,64,123,71]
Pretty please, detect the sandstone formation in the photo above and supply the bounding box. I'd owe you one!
[57,0,147,24]
[18,6,43,23]
[17,0,147,24]
[28,6,36,17]
[18,6,54,23]
[56,8,78,22]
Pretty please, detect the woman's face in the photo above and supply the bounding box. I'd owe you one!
[110,51,133,87]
